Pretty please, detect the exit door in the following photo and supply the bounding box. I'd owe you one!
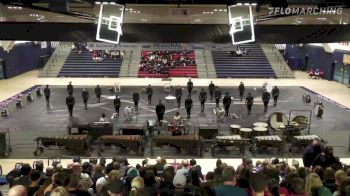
[333,63,350,84]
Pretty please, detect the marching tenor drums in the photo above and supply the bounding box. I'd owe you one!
[253,127,268,136]
[240,128,252,139]
[230,124,241,135]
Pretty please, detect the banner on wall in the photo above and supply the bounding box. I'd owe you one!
[87,42,237,51]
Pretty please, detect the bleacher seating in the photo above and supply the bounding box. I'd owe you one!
[58,50,122,77]
[138,50,198,78]
[212,43,276,78]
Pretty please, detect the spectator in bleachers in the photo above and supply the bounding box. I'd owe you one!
[215,166,247,196]
[306,172,333,196]
[139,50,196,75]
[8,185,27,196]
[12,163,31,188]
[27,170,41,196]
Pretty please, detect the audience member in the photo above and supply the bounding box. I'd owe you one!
[8,185,27,196]
[214,166,247,196]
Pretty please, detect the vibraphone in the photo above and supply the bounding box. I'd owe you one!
[290,135,325,154]
[151,135,202,156]
[251,135,284,155]
[212,135,244,156]
[98,135,143,156]
[34,135,90,156]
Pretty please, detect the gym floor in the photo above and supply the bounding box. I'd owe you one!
[1,84,350,159]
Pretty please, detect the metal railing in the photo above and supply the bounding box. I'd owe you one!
[40,43,71,77]
[264,44,294,78]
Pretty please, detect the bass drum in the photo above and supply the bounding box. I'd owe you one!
[268,112,289,132]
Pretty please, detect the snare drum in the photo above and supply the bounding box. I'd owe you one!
[230,124,241,135]
[253,122,268,128]
[253,127,268,136]
[240,128,252,139]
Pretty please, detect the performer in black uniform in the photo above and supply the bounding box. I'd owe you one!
[44,85,50,107]
[272,86,279,106]
[185,95,193,119]
[199,88,207,112]
[175,86,182,108]
[262,90,271,113]
[146,84,153,105]
[238,82,245,101]
[66,92,75,117]
[187,79,193,96]
[208,81,215,100]
[156,100,165,126]
[95,85,102,103]
[113,95,121,116]
[214,87,222,108]
[67,81,73,94]
[245,93,254,115]
[133,91,140,111]
[223,92,232,116]
[82,88,89,109]
[303,138,322,168]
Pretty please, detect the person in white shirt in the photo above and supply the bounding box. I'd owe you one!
[99,113,107,122]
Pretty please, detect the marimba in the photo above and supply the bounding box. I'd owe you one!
[212,135,244,156]
[251,135,284,155]
[34,135,90,156]
[151,135,202,156]
[98,135,143,156]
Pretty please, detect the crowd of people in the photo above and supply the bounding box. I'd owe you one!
[90,50,124,62]
[3,149,350,196]
[139,51,196,75]
[308,68,324,79]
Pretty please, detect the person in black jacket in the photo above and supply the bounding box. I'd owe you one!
[82,88,89,109]
[156,100,165,126]
[67,81,73,94]
[113,95,121,116]
[44,85,50,107]
[185,95,193,119]
[208,81,215,100]
[214,87,222,108]
[272,86,279,106]
[238,82,245,101]
[199,88,207,112]
[175,86,182,108]
[95,85,102,103]
[223,92,232,116]
[133,91,140,111]
[187,79,193,96]
[262,90,271,113]
[245,93,254,115]
[303,138,322,168]
[311,146,341,169]
[66,92,75,117]
[146,84,153,105]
